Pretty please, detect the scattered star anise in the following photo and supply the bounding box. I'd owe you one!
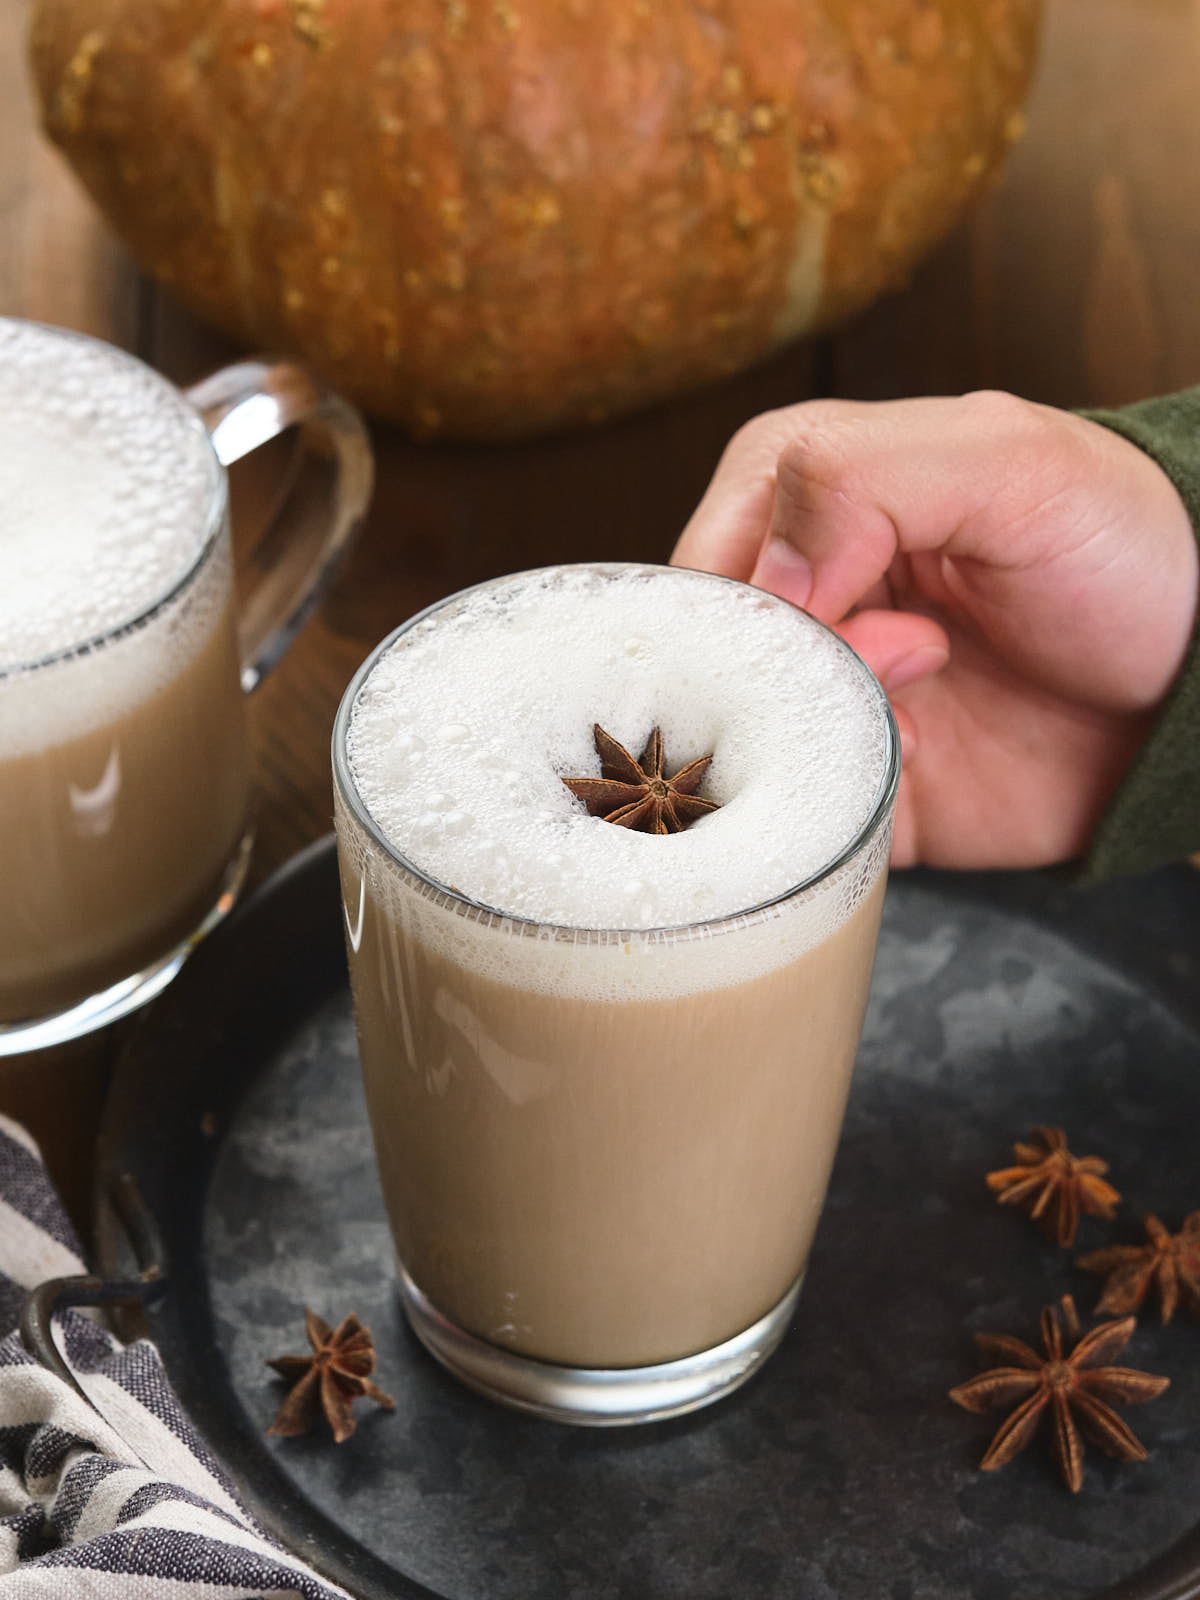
[986,1125,1121,1247]
[949,1295,1169,1493]
[267,1309,395,1443]
[1078,1212,1200,1324]
[562,724,720,835]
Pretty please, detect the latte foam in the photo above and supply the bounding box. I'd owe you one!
[343,565,894,933]
[0,320,228,758]
[0,320,218,671]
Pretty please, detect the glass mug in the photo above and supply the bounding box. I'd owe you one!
[332,564,899,1424]
[0,318,373,1054]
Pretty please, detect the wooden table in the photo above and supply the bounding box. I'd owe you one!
[4,0,1200,1227]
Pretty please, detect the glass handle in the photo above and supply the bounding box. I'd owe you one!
[185,359,374,694]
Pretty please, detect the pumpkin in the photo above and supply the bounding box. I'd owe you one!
[29,0,1041,439]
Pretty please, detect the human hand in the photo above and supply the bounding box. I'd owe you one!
[672,391,1199,870]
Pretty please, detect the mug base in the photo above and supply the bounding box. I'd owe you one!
[0,829,254,1057]
[398,1264,802,1427]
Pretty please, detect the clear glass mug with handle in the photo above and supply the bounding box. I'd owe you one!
[0,318,373,1054]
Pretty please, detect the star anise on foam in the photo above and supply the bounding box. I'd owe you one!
[267,1309,395,1443]
[1078,1212,1200,1325]
[985,1125,1121,1247]
[562,724,720,835]
[949,1295,1169,1493]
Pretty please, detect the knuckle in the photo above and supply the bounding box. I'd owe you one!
[959,388,1044,438]
[774,407,867,501]
[712,401,864,510]
[960,388,1088,497]
[725,399,856,463]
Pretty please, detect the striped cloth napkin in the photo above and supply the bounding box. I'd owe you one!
[0,1112,351,1598]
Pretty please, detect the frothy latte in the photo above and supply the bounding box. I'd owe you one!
[0,321,249,1025]
[335,565,897,1403]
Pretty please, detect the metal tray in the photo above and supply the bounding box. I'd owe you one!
[95,836,1200,1600]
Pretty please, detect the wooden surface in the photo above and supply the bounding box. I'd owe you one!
[4,0,1200,1228]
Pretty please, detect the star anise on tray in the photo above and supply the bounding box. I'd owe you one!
[562,723,720,835]
[1078,1212,1200,1325]
[949,1295,1169,1493]
[985,1126,1121,1247]
[267,1309,395,1443]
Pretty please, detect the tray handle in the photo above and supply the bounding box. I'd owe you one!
[1101,1533,1200,1600]
[19,1171,168,1406]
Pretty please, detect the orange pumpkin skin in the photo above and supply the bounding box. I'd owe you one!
[30,0,1041,438]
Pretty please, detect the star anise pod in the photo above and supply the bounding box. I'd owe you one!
[985,1125,1121,1247]
[949,1295,1169,1493]
[1078,1212,1200,1324]
[267,1309,395,1443]
[562,724,720,835]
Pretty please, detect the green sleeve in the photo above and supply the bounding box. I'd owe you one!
[1075,388,1200,881]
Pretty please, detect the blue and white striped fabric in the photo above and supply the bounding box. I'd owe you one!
[0,1113,351,1597]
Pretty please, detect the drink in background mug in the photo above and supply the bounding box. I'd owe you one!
[0,318,373,1054]
[332,564,898,1425]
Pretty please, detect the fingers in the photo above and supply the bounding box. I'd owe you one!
[673,405,837,582]
[833,611,945,869]
[835,609,950,695]
[675,390,1084,625]
[888,749,919,870]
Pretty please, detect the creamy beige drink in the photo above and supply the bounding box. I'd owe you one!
[334,564,896,1421]
[0,320,250,1028]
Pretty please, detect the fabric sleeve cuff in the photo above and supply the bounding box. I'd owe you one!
[1074,389,1200,882]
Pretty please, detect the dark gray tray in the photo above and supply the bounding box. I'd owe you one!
[99,837,1200,1600]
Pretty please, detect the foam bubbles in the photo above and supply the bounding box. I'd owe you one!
[0,320,218,671]
[345,566,894,932]
[1,320,232,757]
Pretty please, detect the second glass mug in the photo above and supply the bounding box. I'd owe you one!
[0,321,373,1055]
